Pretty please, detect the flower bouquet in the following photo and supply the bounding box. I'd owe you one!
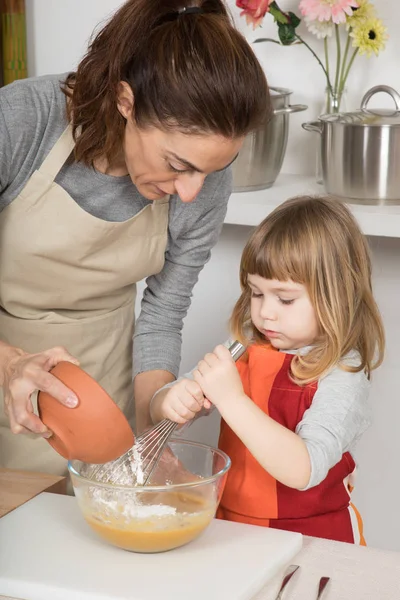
[236,0,388,113]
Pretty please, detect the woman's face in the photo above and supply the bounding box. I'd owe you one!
[117,83,243,202]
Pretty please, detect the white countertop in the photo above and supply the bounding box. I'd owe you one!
[226,174,400,238]
[254,534,400,600]
[0,492,301,600]
[2,534,400,600]
[1,489,400,600]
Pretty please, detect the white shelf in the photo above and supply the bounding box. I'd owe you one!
[225,173,400,238]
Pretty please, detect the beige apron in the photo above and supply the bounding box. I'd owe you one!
[0,125,169,475]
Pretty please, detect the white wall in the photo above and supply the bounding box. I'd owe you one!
[25,1,122,77]
[25,0,400,551]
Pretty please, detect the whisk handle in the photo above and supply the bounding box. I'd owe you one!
[228,340,246,362]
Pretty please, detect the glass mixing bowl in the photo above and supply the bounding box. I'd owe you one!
[68,440,231,553]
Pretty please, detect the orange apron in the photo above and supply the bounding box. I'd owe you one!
[0,125,169,475]
[217,344,366,544]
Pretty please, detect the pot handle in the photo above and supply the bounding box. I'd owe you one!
[273,104,308,116]
[361,85,400,111]
[302,120,323,134]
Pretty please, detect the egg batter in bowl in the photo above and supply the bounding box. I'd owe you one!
[68,441,230,553]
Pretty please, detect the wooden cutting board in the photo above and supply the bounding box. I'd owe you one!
[0,493,302,600]
[0,468,66,518]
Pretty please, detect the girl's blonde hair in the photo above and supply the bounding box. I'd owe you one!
[230,196,385,384]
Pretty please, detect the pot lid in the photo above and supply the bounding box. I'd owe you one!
[269,86,293,98]
[320,85,400,126]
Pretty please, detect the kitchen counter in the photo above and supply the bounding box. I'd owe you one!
[0,469,67,600]
[1,470,400,600]
[1,526,400,600]
[226,173,400,238]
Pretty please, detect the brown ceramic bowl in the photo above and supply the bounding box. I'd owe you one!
[37,362,135,464]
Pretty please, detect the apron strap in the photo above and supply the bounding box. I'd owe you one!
[38,125,76,182]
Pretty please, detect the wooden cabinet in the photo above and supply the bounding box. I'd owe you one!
[0,0,27,87]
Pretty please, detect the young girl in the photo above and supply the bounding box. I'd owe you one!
[150,195,385,544]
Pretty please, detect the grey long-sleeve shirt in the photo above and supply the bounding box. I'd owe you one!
[0,74,232,378]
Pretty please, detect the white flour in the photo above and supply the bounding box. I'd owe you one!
[131,443,145,485]
[87,487,177,521]
[83,443,147,486]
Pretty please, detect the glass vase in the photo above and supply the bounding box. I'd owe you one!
[316,87,347,184]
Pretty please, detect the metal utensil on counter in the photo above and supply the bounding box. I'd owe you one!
[316,576,330,599]
[90,340,246,486]
[274,564,300,600]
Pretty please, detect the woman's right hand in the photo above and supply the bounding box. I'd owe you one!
[150,378,210,425]
[1,345,80,437]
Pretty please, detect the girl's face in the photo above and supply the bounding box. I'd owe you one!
[248,274,319,351]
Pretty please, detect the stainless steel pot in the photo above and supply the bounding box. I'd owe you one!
[232,87,307,192]
[303,85,400,203]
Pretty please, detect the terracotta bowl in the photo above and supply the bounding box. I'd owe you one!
[37,362,135,464]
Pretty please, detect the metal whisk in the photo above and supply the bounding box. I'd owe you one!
[89,340,246,486]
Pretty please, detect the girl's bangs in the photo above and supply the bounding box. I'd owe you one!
[242,227,308,284]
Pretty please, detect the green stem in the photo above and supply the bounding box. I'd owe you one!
[324,37,330,81]
[339,32,351,93]
[340,47,359,92]
[294,33,334,96]
[334,24,341,98]
[324,37,330,113]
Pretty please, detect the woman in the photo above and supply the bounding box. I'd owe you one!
[0,0,270,475]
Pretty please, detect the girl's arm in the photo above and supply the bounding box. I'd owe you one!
[194,345,371,491]
[295,351,371,489]
[194,345,311,489]
[217,390,312,489]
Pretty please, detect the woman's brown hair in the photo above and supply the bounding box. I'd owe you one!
[230,196,385,384]
[62,0,270,167]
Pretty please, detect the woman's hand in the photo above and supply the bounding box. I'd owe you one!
[150,378,209,425]
[193,344,245,409]
[2,345,79,437]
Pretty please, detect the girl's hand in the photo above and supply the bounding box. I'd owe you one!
[150,378,208,425]
[2,346,79,437]
[193,344,245,409]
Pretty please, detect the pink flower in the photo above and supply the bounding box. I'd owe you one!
[299,0,359,25]
[236,0,274,29]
